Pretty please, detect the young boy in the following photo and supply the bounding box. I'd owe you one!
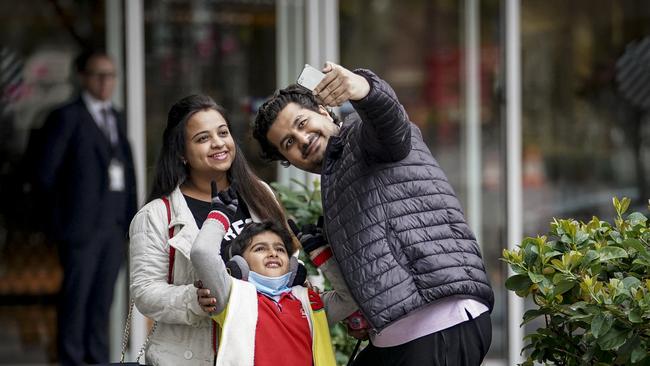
[191,201,356,366]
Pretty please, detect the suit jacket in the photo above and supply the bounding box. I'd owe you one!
[36,97,137,244]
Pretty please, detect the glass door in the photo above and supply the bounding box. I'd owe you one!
[0,1,108,363]
[143,0,279,188]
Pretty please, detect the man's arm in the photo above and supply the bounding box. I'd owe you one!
[315,63,411,162]
[310,246,359,326]
[288,219,357,325]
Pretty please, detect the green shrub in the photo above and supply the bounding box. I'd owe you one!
[272,179,362,365]
[502,197,650,365]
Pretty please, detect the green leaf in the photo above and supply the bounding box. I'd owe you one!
[591,313,613,338]
[621,239,648,256]
[631,341,647,362]
[614,197,631,216]
[505,274,533,291]
[628,309,643,323]
[552,272,571,284]
[621,197,631,215]
[613,197,621,213]
[560,234,572,244]
[610,230,623,243]
[632,257,650,267]
[581,250,600,266]
[544,250,563,260]
[569,301,588,312]
[551,258,565,269]
[522,309,547,325]
[627,212,646,227]
[575,230,589,244]
[553,280,575,297]
[621,276,641,290]
[523,244,539,267]
[597,327,628,350]
[542,284,559,299]
[616,335,640,364]
[529,272,546,284]
[599,246,628,261]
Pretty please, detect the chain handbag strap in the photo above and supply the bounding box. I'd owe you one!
[119,196,174,364]
[119,299,158,363]
[118,299,133,363]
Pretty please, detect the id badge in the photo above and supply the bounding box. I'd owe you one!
[108,159,125,191]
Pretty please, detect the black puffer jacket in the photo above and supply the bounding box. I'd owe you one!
[321,69,494,330]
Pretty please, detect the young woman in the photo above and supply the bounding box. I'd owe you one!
[129,94,285,365]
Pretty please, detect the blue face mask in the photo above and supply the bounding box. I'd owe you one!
[248,271,292,298]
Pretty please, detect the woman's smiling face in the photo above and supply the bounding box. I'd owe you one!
[183,109,235,177]
[242,231,290,277]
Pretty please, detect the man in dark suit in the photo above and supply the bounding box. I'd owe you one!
[36,50,137,365]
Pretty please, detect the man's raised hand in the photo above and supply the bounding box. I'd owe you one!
[313,62,370,107]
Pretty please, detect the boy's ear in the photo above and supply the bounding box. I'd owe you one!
[226,255,250,281]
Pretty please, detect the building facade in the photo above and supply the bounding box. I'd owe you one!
[0,0,648,364]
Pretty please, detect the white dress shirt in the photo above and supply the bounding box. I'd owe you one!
[82,91,117,145]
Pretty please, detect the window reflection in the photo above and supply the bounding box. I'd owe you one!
[340,0,506,360]
[521,0,650,236]
[0,1,106,363]
[144,0,277,190]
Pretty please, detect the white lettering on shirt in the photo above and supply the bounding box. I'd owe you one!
[223,218,253,241]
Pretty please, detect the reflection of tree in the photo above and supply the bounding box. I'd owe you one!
[576,36,650,207]
[615,36,650,204]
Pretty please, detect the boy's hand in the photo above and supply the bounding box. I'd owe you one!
[194,280,217,313]
[314,62,370,106]
[202,181,233,231]
[288,216,327,255]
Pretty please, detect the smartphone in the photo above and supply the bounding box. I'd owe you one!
[296,64,325,91]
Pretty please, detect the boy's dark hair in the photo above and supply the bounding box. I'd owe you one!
[252,84,340,167]
[230,220,295,257]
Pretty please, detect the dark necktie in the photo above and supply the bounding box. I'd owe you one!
[100,107,115,144]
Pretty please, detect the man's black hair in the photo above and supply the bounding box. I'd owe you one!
[74,49,110,74]
[252,84,340,166]
[229,220,295,258]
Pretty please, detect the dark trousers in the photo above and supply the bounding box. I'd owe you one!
[352,311,492,366]
[57,226,125,365]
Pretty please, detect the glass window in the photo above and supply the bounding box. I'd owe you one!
[519,0,650,356]
[143,0,277,195]
[340,0,506,360]
[520,1,650,234]
[0,1,107,363]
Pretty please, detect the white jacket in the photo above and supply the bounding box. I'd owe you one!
[129,185,264,365]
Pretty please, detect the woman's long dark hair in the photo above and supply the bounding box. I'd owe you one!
[148,94,286,222]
